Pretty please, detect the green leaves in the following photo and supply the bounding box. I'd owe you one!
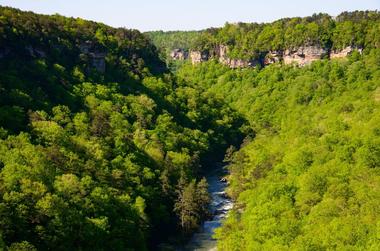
[174,176,210,234]
[176,49,380,250]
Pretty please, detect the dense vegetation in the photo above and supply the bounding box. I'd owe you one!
[145,30,201,71]
[145,30,200,57]
[188,11,380,61]
[1,6,380,251]
[176,50,380,249]
[0,7,243,250]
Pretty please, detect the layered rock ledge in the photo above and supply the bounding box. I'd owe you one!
[170,44,363,69]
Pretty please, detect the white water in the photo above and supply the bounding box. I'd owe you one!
[182,165,233,251]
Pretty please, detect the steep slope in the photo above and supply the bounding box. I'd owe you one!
[0,6,166,133]
[0,7,244,250]
[1,6,380,251]
[176,49,380,249]
[156,11,380,68]
[170,12,380,250]
[145,30,200,58]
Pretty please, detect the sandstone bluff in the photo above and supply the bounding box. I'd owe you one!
[170,45,362,68]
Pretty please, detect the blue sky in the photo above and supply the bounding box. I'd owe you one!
[1,0,379,31]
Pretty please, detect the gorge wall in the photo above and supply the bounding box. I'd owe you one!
[170,45,361,68]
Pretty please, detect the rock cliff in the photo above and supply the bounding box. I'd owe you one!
[217,45,258,68]
[89,52,106,73]
[283,46,328,66]
[217,45,229,65]
[330,46,362,59]
[264,51,282,65]
[188,45,330,68]
[173,43,361,69]
[170,49,188,60]
[79,41,106,73]
[190,50,209,64]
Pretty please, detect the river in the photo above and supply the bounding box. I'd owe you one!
[182,164,233,251]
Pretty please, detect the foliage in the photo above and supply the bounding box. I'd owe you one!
[174,175,210,234]
[1,6,380,251]
[189,11,380,60]
[0,6,244,250]
[145,30,201,71]
[176,49,380,250]
[145,30,200,56]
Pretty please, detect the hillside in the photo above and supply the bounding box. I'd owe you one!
[151,10,380,250]
[145,30,200,57]
[177,53,380,249]
[0,7,244,250]
[154,11,380,68]
[0,6,380,251]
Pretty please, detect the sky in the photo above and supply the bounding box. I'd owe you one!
[1,0,379,31]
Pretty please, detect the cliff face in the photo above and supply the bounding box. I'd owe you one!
[193,45,329,67]
[264,51,282,65]
[171,45,253,68]
[190,50,209,64]
[329,46,362,59]
[217,45,229,65]
[170,44,362,68]
[217,45,257,68]
[170,49,188,60]
[283,46,328,66]
[79,41,106,73]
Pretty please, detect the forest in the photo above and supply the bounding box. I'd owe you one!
[0,6,244,250]
[145,30,200,58]
[191,11,380,61]
[0,6,379,251]
[177,53,380,250]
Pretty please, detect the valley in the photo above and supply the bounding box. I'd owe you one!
[0,6,379,251]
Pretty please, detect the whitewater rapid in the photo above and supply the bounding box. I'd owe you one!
[183,165,233,251]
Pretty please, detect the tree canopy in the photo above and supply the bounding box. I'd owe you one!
[1,6,380,251]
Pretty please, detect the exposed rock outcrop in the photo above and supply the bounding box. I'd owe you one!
[170,48,188,60]
[228,58,257,68]
[217,45,259,68]
[190,50,209,64]
[264,50,282,65]
[283,46,328,66]
[183,44,358,68]
[90,52,106,73]
[79,41,106,73]
[329,46,362,59]
[217,45,229,65]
